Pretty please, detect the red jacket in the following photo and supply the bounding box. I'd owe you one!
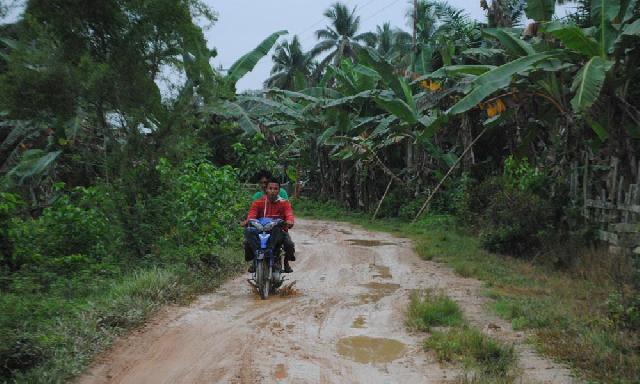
[247,196,295,230]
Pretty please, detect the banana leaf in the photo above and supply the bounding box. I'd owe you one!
[447,53,553,115]
[227,30,287,84]
[570,56,613,113]
[544,22,600,58]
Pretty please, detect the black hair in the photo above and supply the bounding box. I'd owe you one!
[254,170,273,182]
[266,177,280,186]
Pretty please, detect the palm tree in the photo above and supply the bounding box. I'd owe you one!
[310,2,375,71]
[264,36,312,90]
[372,22,412,63]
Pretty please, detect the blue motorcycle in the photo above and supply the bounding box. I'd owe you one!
[247,218,285,299]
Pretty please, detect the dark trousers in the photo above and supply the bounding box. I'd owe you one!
[244,227,295,262]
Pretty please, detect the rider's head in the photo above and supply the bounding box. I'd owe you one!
[265,178,280,202]
[255,170,273,192]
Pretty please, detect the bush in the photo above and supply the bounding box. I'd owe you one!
[156,158,245,266]
[479,188,554,256]
[7,187,125,290]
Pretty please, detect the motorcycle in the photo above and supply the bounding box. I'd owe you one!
[247,218,286,299]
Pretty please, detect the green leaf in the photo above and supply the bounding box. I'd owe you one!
[370,116,397,138]
[462,47,505,59]
[447,53,553,115]
[323,90,378,108]
[585,117,609,141]
[317,126,338,145]
[570,56,613,113]
[592,0,621,24]
[227,30,288,84]
[8,150,62,184]
[544,22,600,57]
[427,65,497,79]
[483,29,536,57]
[374,93,417,124]
[205,100,258,134]
[353,64,382,80]
[525,0,555,22]
[357,47,405,98]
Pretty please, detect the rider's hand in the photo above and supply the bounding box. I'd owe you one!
[286,221,294,229]
[240,219,248,227]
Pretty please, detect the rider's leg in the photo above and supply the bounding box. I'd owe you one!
[282,232,295,273]
[244,228,258,272]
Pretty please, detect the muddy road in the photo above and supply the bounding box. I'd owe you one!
[78,219,577,384]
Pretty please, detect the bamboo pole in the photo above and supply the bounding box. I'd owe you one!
[372,179,393,220]
[412,126,488,223]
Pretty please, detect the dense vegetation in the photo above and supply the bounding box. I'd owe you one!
[1,0,639,382]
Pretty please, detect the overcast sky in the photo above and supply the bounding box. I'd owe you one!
[204,0,576,92]
[1,0,576,93]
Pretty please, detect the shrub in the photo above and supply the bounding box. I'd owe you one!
[406,290,465,331]
[479,188,554,256]
[157,158,245,266]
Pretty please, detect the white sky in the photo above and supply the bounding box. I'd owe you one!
[205,0,576,91]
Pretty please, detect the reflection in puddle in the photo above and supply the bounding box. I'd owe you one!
[347,239,393,247]
[358,282,401,304]
[352,315,367,328]
[371,264,392,279]
[337,336,406,364]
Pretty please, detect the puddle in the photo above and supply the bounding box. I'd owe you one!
[370,264,392,279]
[336,336,406,364]
[358,282,401,304]
[351,315,367,328]
[206,300,230,311]
[347,239,393,247]
[273,363,287,380]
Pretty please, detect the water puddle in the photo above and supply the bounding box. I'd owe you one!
[370,264,392,279]
[351,315,367,328]
[336,336,406,364]
[206,300,230,311]
[347,239,393,247]
[358,282,401,304]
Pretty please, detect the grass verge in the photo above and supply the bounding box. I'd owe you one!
[294,198,640,383]
[1,246,243,383]
[406,289,464,331]
[405,286,517,382]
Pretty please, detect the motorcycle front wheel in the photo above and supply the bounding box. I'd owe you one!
[256,259,271,300]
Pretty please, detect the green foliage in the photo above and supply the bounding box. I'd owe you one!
[425,326,518,380]
[406,289,465,331]
[231,134,279,182]
[157,158,244,265]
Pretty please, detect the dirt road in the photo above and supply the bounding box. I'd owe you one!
[78,219,577,384]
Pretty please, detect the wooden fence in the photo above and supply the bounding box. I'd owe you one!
[570,155,640,254]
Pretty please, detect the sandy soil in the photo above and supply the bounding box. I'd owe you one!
[77,219,578,384]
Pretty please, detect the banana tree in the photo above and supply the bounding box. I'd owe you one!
[542,0,638,114]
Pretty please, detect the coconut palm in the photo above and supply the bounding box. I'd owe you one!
[264,36,312,90]
[310,2,375,71]
[372,22,412,63]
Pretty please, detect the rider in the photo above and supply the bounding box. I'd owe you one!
[252,170,289,201]
[244,178,296,273]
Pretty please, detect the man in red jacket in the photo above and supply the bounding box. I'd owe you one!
[244,178,296,273]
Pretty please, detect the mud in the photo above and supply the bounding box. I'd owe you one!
[336,336,406,364]
[77,219,579,384]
